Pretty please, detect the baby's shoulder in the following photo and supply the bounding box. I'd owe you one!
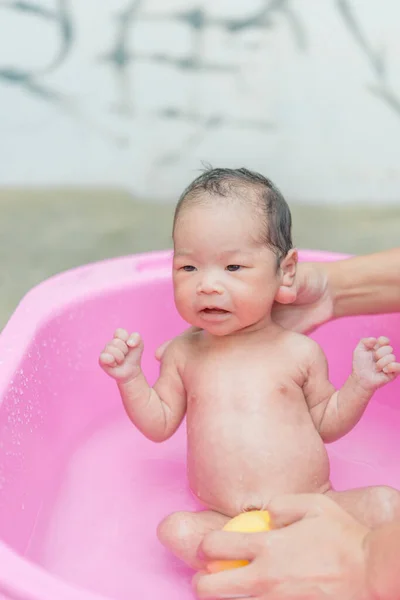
[171,330,200,353]
[157,328,202,365]
[280,329,323,360]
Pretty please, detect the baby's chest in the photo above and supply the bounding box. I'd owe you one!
[183,351,304,406]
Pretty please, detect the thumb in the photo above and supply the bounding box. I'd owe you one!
[268,493,337,528]
[359,337,377,351]
[274,284,297,305]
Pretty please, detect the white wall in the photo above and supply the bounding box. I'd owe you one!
[1,0,400,203]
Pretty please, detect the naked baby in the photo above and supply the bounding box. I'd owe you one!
[99,168,400,570]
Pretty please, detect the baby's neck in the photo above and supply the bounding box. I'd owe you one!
[203,316,283,344]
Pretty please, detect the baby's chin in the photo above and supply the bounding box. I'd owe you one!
[203,327,234,337]
[182,317,234,337]
[193,320,245,337]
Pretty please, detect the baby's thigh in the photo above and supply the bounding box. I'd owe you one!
[157,510,230,569]
[326,485,400,528]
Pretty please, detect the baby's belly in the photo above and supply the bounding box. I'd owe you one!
[187,414,330,517]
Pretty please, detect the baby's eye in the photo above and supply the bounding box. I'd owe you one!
[181,265,196,272]
[226,264,241,272]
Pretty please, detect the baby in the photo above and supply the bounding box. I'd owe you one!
[99,168,400,570]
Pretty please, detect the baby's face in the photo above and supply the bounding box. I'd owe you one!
[173,200,282,336]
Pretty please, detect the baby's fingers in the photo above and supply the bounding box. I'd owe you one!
[109,338,129,355]
[99,352,117,367]
[361,337,377,350]
[376,354,396,372]
[373,336,390,351]
[127,332,142,349]
[375,344,393,361]
[114,328,129,342]
[103,343,126,365]
[383,362,400,375]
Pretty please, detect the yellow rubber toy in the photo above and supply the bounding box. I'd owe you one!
[207,510,271,573]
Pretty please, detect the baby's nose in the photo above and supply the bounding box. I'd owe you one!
[197,277,223,295]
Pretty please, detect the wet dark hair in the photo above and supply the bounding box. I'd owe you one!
[173,167,293,260]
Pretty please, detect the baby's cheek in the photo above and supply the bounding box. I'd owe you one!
[174,287,194,319]
[245,292,272,316]
[174,283,188,302]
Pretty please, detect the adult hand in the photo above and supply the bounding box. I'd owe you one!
[194,494,372,599]
[271,262,333,333]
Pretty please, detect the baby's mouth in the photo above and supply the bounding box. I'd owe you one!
[201,307,229,314]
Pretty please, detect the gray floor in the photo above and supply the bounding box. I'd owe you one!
[1,188,400,330]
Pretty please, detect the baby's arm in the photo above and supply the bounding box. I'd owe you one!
[303,337,400,443]
[99,329,186,443]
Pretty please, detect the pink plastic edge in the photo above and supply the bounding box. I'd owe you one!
[0,248,348,600]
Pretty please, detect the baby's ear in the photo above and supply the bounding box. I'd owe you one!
[275,249,298,305]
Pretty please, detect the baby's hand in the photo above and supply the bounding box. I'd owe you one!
[99,328,143,383]
[352,336,400,391]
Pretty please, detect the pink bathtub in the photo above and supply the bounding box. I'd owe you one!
[0,249,399,599]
